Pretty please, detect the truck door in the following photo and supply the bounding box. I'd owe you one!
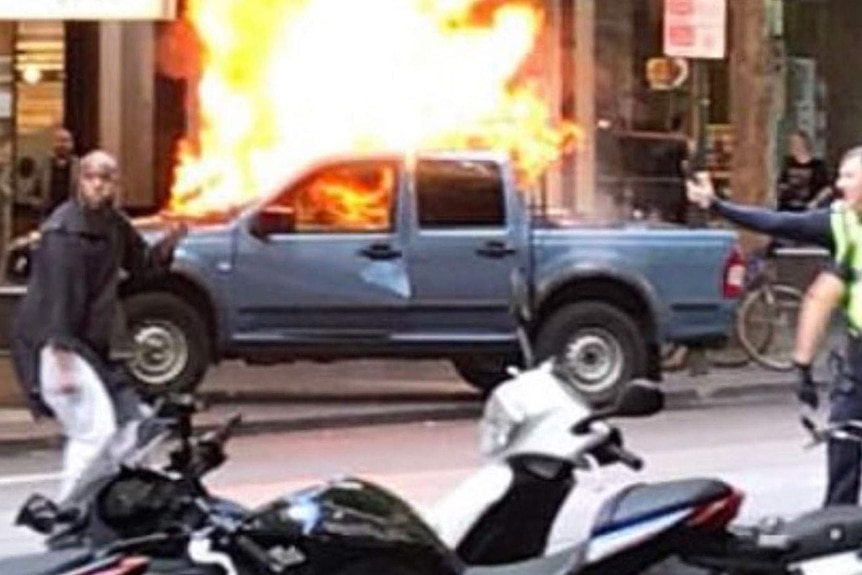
[406,158,522,339]
[230,159,409,342]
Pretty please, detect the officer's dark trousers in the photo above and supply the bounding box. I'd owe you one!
[826,336,862,506]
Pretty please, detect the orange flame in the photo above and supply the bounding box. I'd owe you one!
[168,0,579,217]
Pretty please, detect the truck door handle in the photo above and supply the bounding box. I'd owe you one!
[360,243,402,260]
[476,240,517,259]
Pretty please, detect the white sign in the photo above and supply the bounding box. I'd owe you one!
[0,0,176,20]
[663,0,727,60]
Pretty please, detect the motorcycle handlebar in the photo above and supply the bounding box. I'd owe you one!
[576,423,645,471]
[193,497,276,572]
[604,442,644,471]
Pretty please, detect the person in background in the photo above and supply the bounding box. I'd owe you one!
[38,127,81,219]
[777,130,831,212]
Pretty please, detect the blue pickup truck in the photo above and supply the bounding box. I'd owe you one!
[6,151,742,405]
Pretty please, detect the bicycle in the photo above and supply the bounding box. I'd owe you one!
[662,249,804,373]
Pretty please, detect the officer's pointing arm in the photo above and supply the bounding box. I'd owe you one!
[686,173,834,249]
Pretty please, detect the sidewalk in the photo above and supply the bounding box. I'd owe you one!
[0,358,797,454]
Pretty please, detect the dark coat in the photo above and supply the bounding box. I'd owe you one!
[10,200,171,417]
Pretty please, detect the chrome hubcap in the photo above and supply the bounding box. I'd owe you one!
[129,321,188,387]
[560,329,623,394]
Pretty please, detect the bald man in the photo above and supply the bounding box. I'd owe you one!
[11,150,187,500]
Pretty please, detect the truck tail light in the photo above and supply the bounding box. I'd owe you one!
[722,244,746,299]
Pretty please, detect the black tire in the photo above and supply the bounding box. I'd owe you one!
[535,302,647,407]
[737,284,803,372]
[453,354,518,396]
[122,292,211,397]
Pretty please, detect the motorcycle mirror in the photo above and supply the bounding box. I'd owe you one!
[612,379,665,418]
[572,379,664,434]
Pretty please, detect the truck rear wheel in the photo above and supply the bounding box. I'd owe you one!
[535,302,646,407]
[123,292,211,398]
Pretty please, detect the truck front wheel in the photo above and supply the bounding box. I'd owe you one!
[535,302,646,407]
[123,292,211,398]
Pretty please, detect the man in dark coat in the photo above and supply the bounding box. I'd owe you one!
[10,150,187,499]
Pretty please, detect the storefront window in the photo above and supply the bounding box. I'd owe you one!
[0,23,13,249]
[11,21,66,238]
[593,0,728,224]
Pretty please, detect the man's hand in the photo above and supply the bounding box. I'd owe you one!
[686,171,716,209]
[794,362,819,410]
[165,221,189,248]
[158,221,189,259]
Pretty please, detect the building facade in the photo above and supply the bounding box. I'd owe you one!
[0,1,859,253]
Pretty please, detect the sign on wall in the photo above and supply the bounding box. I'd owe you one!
[663,0,727,60]
[0,0,175,20]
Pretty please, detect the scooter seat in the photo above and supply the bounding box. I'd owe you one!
[0,549,93,575]
[592,479,732,536]
[779,505,862,561]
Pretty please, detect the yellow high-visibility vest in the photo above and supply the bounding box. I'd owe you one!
[831,201,862,333]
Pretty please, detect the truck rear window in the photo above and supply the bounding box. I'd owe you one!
[415,160,505,228]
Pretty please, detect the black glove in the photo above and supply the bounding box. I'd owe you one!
[794,362,819,410]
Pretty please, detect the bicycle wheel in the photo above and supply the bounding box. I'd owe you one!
[737,283,804,371]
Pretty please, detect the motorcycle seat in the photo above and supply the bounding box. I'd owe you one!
[0,549,93,575]
[592,479,732,536]
[778,505,862,562]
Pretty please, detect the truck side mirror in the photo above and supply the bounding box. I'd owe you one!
[250,207,296,238]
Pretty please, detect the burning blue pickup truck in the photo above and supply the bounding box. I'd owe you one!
[5,151,742,405]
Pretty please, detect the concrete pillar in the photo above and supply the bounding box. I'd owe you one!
[99,22,155,210]
[98,23,122,159]
[121,24,155,209]
[573,0,596,216]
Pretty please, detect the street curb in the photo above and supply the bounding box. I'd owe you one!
[198,390,479,405]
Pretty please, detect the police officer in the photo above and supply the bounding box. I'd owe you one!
[687,146,862,506]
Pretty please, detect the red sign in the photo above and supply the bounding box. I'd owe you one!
[663,0,726,59]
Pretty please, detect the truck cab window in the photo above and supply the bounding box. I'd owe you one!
[415,160,505,228]
[272,162,397,233]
